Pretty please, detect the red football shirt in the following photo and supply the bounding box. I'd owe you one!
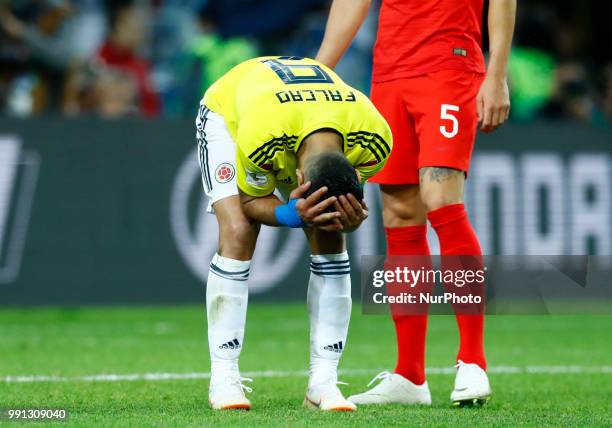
[372,0,486,83]
[97,42,161,117]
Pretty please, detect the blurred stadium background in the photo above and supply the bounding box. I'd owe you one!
[0,1,611,425]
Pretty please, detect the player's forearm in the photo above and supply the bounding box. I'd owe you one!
[240,193,283,227]
[485,0,516,79]
[315,0,371,69]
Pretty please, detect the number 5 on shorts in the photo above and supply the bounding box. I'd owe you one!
[440,104,460,139]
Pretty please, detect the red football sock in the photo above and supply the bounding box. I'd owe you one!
[427,203,487,370]
[385,225,431,385]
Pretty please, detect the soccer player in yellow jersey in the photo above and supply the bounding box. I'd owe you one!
[195,56,392,411]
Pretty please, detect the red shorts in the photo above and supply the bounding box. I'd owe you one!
[369,70,484,184]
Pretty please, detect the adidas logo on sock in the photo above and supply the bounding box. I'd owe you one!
[219,338,241,350]
[323,341,343,353]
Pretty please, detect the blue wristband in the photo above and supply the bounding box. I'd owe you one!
[274,198,305,228]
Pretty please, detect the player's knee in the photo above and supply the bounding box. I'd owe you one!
[223,220,254,242]
[383,203,424,225]
[219,220,256,255]
[418,168,465,212]
[380,185,426,226]
[420,189,462,212]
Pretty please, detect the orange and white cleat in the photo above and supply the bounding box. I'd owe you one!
[208,372,253,410]
[304,380,357,412]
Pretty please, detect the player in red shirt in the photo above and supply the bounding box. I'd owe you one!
[316,0,515,406]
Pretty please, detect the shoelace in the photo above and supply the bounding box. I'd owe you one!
[228,376,253,393]
[367,371,393,387]
[310,379,349,389]
[310,380,348,395]
[454,360,465,369]
[313,380,350,401]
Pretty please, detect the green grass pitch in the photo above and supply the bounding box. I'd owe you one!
[1,304,611,427]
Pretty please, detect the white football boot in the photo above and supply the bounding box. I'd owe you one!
[304,369,356,412]
[450,360,492,406]
[348,371,432,405]
[208,371,253,410]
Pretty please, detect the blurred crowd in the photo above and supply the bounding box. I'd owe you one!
[0,0,610,126]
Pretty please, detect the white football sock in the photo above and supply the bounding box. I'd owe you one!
[307,252,352,387]
[206,253,250,376]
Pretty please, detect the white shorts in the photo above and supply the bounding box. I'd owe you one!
[195,102,239,213]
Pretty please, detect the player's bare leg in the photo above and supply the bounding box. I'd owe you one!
[419,166,491,406]
[418,167,465,211]
[214,196,259,260]
[207,196,260,410]
[302,228,356,411]
[349,184,432,406]
[380,184,427,228]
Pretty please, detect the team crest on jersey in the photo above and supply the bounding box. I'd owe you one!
[215,163,235,183]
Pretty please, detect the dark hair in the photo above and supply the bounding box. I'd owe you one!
[303,152,363,202]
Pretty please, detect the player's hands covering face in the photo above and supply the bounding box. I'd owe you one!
[333,194,369,233]
[289,180,343,231]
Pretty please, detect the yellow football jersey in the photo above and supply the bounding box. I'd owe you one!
[203,56,393,197]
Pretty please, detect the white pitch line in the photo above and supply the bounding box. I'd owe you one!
[1,366,611,384]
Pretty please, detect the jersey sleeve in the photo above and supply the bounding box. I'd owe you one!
[236,148,277,197]
[355,124,393,184]
[357,159,387,183]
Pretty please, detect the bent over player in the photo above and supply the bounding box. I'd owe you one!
[316,0,515,406]
[195,56,392,411]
